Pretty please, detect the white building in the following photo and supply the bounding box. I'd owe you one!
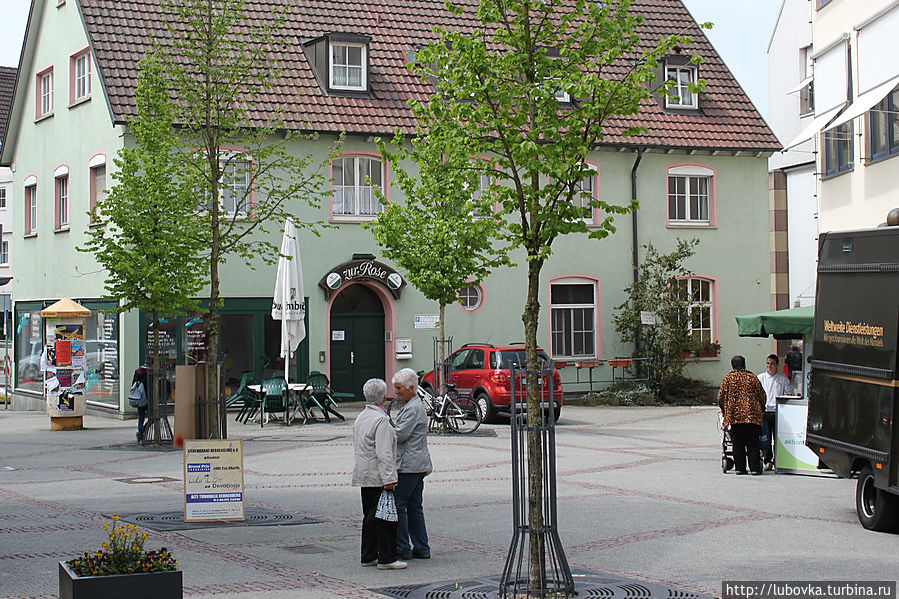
[0,66,16,337]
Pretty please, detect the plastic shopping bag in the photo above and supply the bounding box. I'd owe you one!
[375,489,398,522]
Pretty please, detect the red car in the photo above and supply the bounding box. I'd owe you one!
[420,343,563,423]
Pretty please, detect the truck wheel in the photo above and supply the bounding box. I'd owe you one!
[856,465,899,532]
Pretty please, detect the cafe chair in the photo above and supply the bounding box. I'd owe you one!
[306,371,345,422]
[260,377,288,427]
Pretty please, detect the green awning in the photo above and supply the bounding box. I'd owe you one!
[735,305,815,339]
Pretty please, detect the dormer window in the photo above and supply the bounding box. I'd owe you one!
[303,34,371,96]
[665,63,699,109]
[331,43,366,91]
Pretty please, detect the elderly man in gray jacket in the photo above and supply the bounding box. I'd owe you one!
[352,378,406,570]
[392,368,433,560]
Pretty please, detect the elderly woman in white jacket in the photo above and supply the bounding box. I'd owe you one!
[352,378,406,570]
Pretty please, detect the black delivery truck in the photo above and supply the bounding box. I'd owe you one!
[806,223,899,532]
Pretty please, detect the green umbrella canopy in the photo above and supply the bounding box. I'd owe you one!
[735,305,815,339]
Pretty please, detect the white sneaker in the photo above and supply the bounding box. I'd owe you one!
[377,560,408,570]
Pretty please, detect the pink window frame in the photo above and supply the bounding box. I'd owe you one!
[665,163,717,228]
[328,151,390,222]
[674,274,719,347]
[218,147,256,217]
[546,274,602,360]
[69,47,91,105]
[457,281,487,313]
[24,176,37,236]
[54,166,70,231]
[35,65,54,120]
[89,153,107,224]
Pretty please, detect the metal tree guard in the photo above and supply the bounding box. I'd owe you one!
[141,361,173,445]
[500,361,574,598]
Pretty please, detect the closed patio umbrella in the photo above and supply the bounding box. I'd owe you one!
[272,218,306,389]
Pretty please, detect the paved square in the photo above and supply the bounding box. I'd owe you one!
[0,405,895,598]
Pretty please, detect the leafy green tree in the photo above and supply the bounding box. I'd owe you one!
[81,55,205,439]
[613,239,698,400]
[402,0,705,590]
[367,136,510,386]
[156,0,334,437]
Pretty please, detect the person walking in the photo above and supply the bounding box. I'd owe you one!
[757,354,793,470]
[718,355,767,475]
[392,368,432,561]
[129,366,149,443]
[352,378,406,570]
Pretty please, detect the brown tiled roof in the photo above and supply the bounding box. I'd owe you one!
[0,66,17,147]
[79,0,779,151]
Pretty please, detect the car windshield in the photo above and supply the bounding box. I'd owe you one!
[495,350,550,369]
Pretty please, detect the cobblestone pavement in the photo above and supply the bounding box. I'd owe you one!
[1,405,896,598]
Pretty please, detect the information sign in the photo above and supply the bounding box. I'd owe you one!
[413,314,440,329]
[184,440,245,521]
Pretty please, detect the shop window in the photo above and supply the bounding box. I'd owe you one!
[549,277,599,359]
[14,306,44,393]
[331,155,384,220]
[82,303,120,406]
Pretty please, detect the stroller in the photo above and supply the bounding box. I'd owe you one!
[718,411,768,474]
[718,411,734,473]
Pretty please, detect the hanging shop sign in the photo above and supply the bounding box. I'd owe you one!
[184,439,245,522]
[319,254,406,299]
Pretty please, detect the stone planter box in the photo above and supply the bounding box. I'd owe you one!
[59,561,182,599]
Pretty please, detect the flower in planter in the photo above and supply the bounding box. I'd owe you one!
[66,516,177,577]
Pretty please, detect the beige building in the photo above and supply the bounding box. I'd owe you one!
[786,0,899,232]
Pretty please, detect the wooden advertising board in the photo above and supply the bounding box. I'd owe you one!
[183,440,245,522]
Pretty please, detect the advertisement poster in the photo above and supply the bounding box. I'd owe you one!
[184,440,245,522]
[775,398,830,476]
[44,319,88,418]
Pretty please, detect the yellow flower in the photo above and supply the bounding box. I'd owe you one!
[111,515,119,521]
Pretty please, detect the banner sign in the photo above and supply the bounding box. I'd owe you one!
[184,440,245,521]
[318,254,406,299]
[775,398,831,476]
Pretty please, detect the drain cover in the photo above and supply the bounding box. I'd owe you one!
[372,570,712,599]
[115,507,324,531]
[428,428,497,438]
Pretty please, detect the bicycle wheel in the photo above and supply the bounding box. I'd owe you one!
[446,395,482,434]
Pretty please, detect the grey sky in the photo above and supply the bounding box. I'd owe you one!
[0,1,781,119]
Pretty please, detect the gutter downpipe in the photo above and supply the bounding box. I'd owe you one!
[631,147,644,362]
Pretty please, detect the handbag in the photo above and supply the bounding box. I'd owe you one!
[375,489,398,522]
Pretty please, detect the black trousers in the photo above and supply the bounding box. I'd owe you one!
[762,411,777,465]
[731,423,762,474]
[361,487,397,564]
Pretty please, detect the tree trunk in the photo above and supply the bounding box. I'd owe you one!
[151,309,161,441]
[523,256,546,592]
[438,302,446,396]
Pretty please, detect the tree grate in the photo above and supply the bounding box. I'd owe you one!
[115,507,323,531]
[372,570,712,599]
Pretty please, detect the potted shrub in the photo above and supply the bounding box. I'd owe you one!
[60,516,181,599]
[697,340,721,358]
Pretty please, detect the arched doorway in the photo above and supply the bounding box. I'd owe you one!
[329,284,385,400]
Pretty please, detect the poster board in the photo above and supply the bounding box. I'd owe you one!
[183,439,245,522]
[43,318,88,418]
[775,397,832,476]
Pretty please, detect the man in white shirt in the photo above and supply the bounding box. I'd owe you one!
[757,354,793,470]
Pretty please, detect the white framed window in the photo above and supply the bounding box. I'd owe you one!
[665,65,698,109]
[550,278,598,359]
[458,284,484,311]
[0,185,7,209]
[799,45,814,116]
[667,165,714,226]
[220,156,251,215]
[330,43,366,91]
[24,181,37,235]
[73,50,91,102]
[676,277,716,345]
[0,240,8,265]
[37,68,54,118]
[332,155,383,219]
[55,174,69,229]
[572,163,598,223]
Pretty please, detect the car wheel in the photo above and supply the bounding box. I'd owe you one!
[856,465,899,532]
[475,392,496,424]
[553,403,562,423]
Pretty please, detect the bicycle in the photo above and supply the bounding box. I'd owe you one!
[416,383,482,434]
